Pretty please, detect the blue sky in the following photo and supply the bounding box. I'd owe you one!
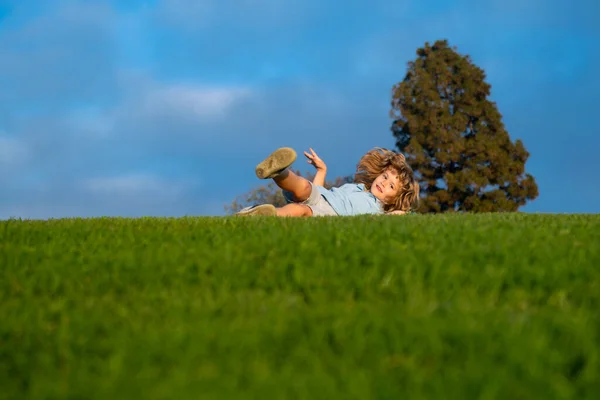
[1,0,598,218]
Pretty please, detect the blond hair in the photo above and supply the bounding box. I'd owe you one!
[354,148,420,212]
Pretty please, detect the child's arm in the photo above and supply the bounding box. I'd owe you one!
[304,148,327,186]
[313,169,327,187]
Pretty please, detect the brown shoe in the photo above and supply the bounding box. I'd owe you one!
[255,147,297,179]
[236,204,277,216]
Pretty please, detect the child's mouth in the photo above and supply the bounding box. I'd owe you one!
[377,184,382,193]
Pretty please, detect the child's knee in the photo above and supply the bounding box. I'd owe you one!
[292,180,313,202]
[302,180,312,195]
[301,204,313,216]
[294,204,313,217]
[277,203,312,217]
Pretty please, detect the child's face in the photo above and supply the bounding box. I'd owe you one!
[371,168,401,204]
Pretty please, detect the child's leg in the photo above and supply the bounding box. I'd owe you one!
[276,203,313,217]
[273,169,312,202]
[255,147,312,202]
[236,203,312,217]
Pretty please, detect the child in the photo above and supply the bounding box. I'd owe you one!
[237,147,420,217]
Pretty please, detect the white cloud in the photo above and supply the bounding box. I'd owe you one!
[0,134,28,165]
[66,108,115,138]
[142,83,252,119]
[85,173,186,198]
[482,0,598,32]
[0,1,117,108]
[52,78,255,144]
[156,0,315,30]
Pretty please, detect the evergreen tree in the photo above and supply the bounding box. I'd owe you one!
[391,40,538,213]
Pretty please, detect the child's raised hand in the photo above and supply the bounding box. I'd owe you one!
[304,148,327,171]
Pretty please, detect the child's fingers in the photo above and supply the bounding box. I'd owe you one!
[303,152,315,165]
[304,151,317,161]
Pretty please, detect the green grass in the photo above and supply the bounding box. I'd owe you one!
[1,213,599,399]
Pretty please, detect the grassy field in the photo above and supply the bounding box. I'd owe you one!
[1,213,599,399]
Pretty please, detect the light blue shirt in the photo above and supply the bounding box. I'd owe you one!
[317,183,384,216]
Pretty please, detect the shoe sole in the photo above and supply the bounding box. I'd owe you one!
[236,204,277,216]
[255,147,297,179]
